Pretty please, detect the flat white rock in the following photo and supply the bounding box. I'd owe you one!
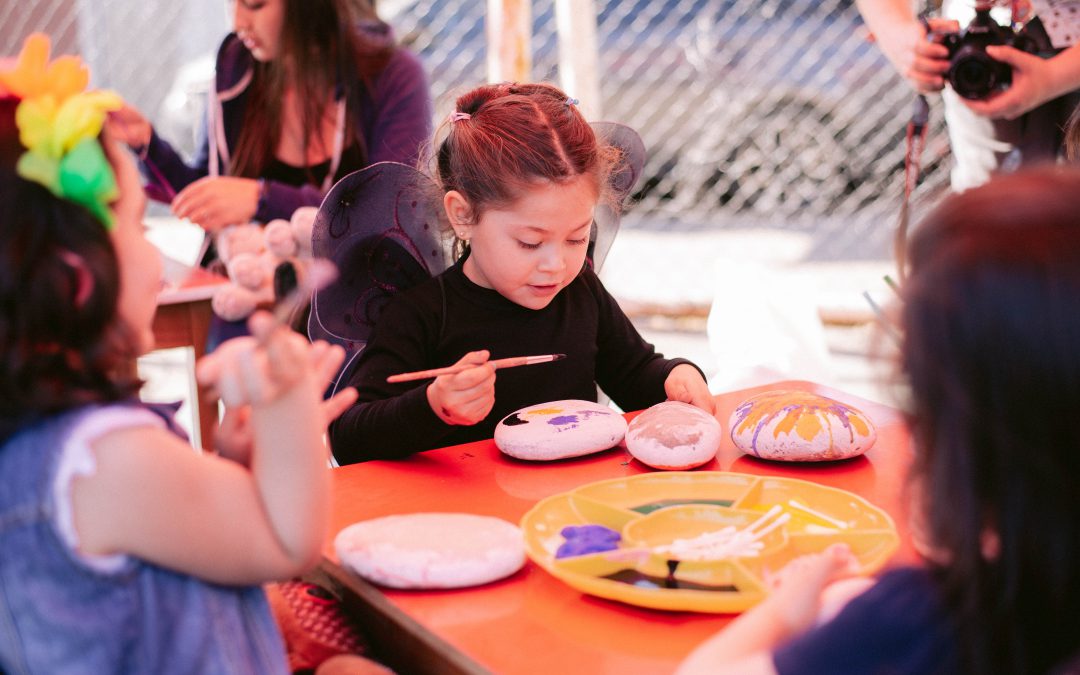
[494,399,627,461]
[335,513,525,589]
[625,401,722,470]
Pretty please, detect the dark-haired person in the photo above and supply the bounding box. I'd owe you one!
[108,0,432,232]
[0,35,363,673]
[328,82,715,463]
[856,0,1080,191]
[677,165,1080,674]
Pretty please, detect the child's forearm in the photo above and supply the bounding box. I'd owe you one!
[250,374,329,570]
[330,386,456,463]
[676,600,789,675]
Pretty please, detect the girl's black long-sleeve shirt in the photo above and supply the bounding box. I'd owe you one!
[329,260,700,463]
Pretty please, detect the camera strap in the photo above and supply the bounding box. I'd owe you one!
[894,95,930,281]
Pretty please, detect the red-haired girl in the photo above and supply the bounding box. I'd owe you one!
[329,82,714,463]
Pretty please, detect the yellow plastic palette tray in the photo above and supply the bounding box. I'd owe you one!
[520,471,898,613]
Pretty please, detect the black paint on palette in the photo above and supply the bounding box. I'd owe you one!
[601,561,737,593]
[501,413,529,426]
[630,498,734,515]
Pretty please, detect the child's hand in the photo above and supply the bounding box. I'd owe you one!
[426,350,496,426]
[763,543,859,635]
[664,364,716,415]
[211,337,356,463]
[196,312,319,408]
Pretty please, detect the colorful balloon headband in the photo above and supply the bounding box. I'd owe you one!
[0,33,122,228]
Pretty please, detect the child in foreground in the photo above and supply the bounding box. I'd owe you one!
[677,166,1080,674]
[0,38,359,673]
[329,82,715,463]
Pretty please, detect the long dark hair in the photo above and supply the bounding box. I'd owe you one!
[0,97,139,442]
[231,0,390,179]
[902,165,1080,673]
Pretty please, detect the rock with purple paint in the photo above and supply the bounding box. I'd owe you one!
[625,401,722,470]
[494,399,628,461]
[728,390,876,462]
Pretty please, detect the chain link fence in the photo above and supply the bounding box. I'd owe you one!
[5,0,950,262]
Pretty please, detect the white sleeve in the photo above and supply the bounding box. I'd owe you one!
[51,405,169,574]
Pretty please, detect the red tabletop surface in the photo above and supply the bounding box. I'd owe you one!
[324,380,917,674]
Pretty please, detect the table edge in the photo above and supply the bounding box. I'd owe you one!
[310,558,492,675]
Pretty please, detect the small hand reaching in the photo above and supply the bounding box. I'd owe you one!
[664,363,716,415]
[762,543,859,635]
[426,350,496,426]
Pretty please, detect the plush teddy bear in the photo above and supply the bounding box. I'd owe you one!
[210,206,317,322]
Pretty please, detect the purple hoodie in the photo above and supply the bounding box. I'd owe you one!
[139,22,433,222]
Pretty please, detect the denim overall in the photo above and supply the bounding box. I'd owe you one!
[0,404,288,674]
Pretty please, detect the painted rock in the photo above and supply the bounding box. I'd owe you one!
[729,390,876,461]
[335,513,525,589]
[625,401,722,470]
[494,399,628,461]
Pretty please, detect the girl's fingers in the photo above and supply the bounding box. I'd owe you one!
[321,387,359,424]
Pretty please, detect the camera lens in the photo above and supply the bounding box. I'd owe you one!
[949,52,999,100]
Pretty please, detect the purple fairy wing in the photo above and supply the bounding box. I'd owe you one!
[308,162,451,355]
[589,122,646,272]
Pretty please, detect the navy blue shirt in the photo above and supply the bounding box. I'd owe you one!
[774,566,959,675]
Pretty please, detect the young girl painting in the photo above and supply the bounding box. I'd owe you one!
[329,82,715,463]
[0,38,357,672]
[677,166,1080,674]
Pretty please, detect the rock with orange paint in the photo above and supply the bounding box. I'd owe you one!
[494,400,628,461]
[728,390,876,461]
[625,401,722,470]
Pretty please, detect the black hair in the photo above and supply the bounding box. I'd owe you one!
[0,96,139,443]
[902,165,1080,673]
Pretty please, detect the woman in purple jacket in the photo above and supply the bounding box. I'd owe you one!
[108,0,432,233]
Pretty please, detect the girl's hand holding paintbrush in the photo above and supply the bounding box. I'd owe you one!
[425,350,498,426]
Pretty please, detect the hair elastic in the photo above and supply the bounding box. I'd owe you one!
[565,97,580,107]
[448,111,472,123]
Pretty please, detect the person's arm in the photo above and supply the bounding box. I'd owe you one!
[107,103,209,201]
[676,544,857,675]
[962,42,1080,119]
[327,290,461,462]
[71,314,336,585]
[365,47,434,166]
[855,0,957,93]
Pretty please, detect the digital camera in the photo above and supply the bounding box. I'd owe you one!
[939,7,1038,100]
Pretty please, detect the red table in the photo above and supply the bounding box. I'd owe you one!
[315,381,917,674]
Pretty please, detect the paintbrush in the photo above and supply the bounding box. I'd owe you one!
[272,258,338,325]
[387,353,567,383]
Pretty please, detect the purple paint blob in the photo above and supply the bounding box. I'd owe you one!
[548,415,579,426]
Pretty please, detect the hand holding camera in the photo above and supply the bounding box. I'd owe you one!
[935,7,1039,100]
